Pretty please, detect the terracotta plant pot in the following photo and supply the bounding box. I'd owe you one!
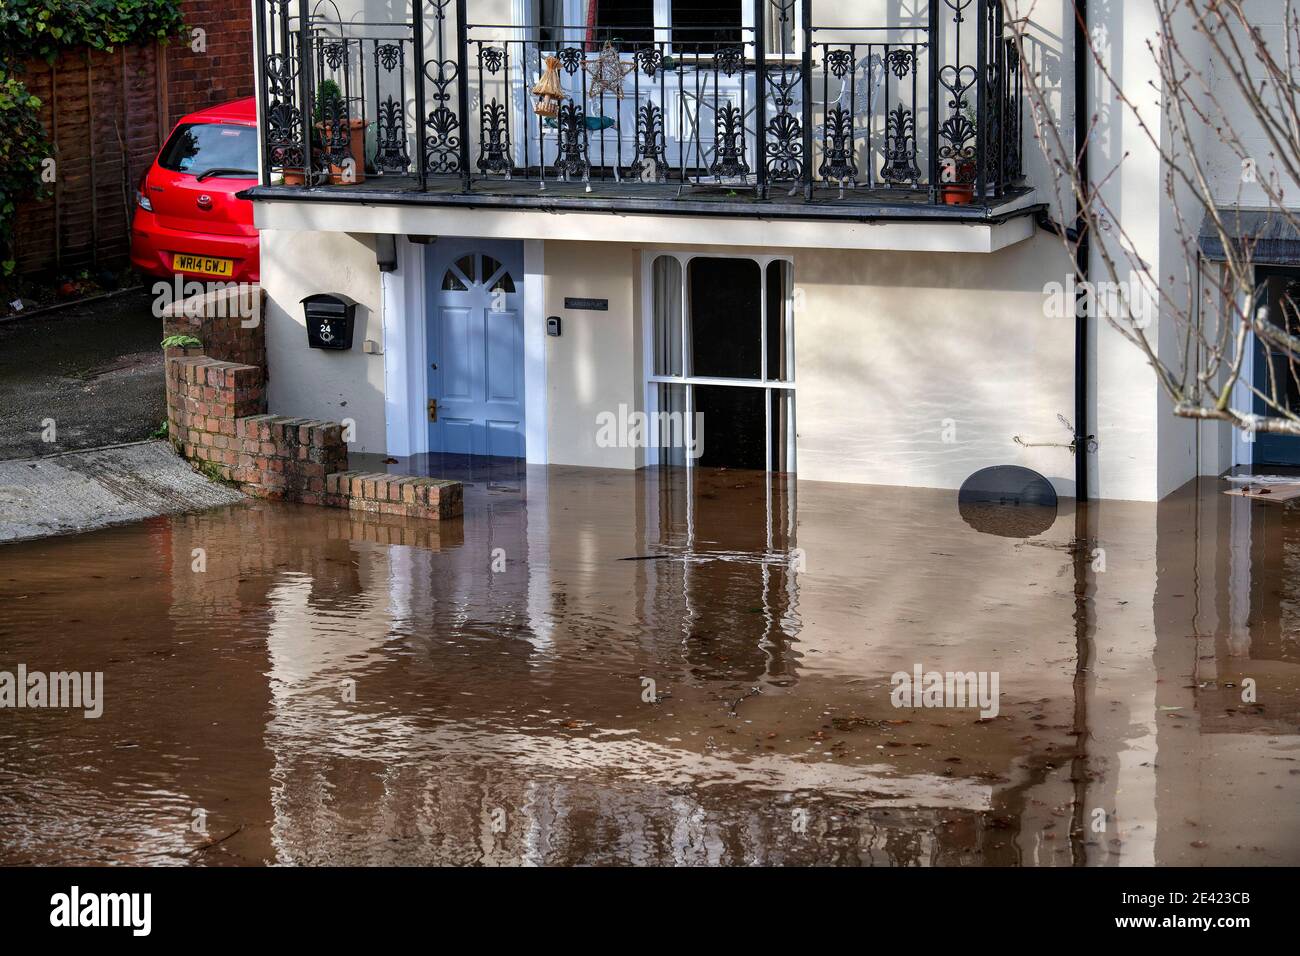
[315,118,367,185]
[941,183,976,205]
[282,168,306,186]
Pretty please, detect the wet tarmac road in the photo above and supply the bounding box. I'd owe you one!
[0,291,165,461]
[0,463,1297,865]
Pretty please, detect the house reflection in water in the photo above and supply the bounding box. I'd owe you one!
[0,467,1297,865]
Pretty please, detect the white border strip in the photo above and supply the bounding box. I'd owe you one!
[524,239,548,465]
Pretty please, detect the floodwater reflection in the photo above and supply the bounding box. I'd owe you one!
[0,463,1297,865]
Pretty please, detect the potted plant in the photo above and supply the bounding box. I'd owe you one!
[939,157,977,205]
[279,147,329,187]
[313,79,366,185]
[940,107,980,205]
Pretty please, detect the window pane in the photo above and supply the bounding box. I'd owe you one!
[769,388,794,472]
[765,260,792,381]
[672,0,743,49]
[693,384,766,469]
[442,269,468,291]
[595,0,654,45]
[763,0,797,57]
[1281,280,1300,339]
[655,383,689,467]
[688,257,761,379]
[158,123,257,175]
[653,256,684,377]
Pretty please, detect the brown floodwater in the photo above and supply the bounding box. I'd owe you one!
[1,459,1298,866]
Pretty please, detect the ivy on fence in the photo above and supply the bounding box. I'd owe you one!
[0,0,186,276]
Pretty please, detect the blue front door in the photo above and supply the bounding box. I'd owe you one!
[426,241,526,458]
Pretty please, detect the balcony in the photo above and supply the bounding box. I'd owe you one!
[249,1,1032,222]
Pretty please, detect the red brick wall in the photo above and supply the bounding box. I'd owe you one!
[162,286,266,370]
[163,0,256,127]
[166,356,348,502]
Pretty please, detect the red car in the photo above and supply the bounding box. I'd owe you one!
[131,97,260,284]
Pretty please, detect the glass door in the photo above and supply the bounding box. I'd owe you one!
[645,253,795,472]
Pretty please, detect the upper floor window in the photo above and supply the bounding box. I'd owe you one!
[594,0,654,45]
[540,1,742,50]
[671,1,742,50]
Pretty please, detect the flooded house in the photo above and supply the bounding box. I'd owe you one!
[242,0,1299,501]
[3,1,1299,875]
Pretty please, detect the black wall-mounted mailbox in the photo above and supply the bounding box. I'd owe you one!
[302,294,357,350]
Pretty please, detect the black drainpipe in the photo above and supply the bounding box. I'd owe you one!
[1073,0,1091,502]
[1033,0,1091,499]
[1068,0,1094,868]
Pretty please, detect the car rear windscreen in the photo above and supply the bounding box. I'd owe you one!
[158,123,257,176]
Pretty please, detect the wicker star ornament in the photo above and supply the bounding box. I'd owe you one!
[584,41,635,100]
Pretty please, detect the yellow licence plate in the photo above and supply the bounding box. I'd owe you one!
[173,254,234,277]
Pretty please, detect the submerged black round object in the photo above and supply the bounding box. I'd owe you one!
[958,465,1059,538]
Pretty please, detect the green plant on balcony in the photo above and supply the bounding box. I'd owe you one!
[312,79,365,185]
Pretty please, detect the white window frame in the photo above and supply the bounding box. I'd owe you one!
[640,250,796,472]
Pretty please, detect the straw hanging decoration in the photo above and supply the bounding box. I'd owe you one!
[532,56,564,118]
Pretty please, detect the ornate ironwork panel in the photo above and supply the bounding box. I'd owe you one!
[630,102,669,182]
[374,41,410,174]
[375,97,411,173]
[881,106,920,185]
[710,103,750,178]
[818,108,857,183]
[764,68,803,183]
[937,0,981,185]
[553,102,591,180]
[424,57,462,174]
[478,98,512,175]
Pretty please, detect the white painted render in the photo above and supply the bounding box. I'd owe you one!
[259,230,387,455]
[257,228,1087,493]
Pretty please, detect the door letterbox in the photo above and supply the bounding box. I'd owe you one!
[302,294,357,350]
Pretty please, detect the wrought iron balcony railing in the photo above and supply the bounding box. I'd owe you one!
[256,1,1024,208]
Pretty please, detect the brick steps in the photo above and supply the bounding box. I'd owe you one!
[165,350,462,520]
[325,471,463,521]
[235,415,347,503]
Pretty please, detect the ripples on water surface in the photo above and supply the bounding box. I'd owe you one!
[1,462,1298,865]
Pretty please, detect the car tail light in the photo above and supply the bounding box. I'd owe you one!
[136,176,153,212]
